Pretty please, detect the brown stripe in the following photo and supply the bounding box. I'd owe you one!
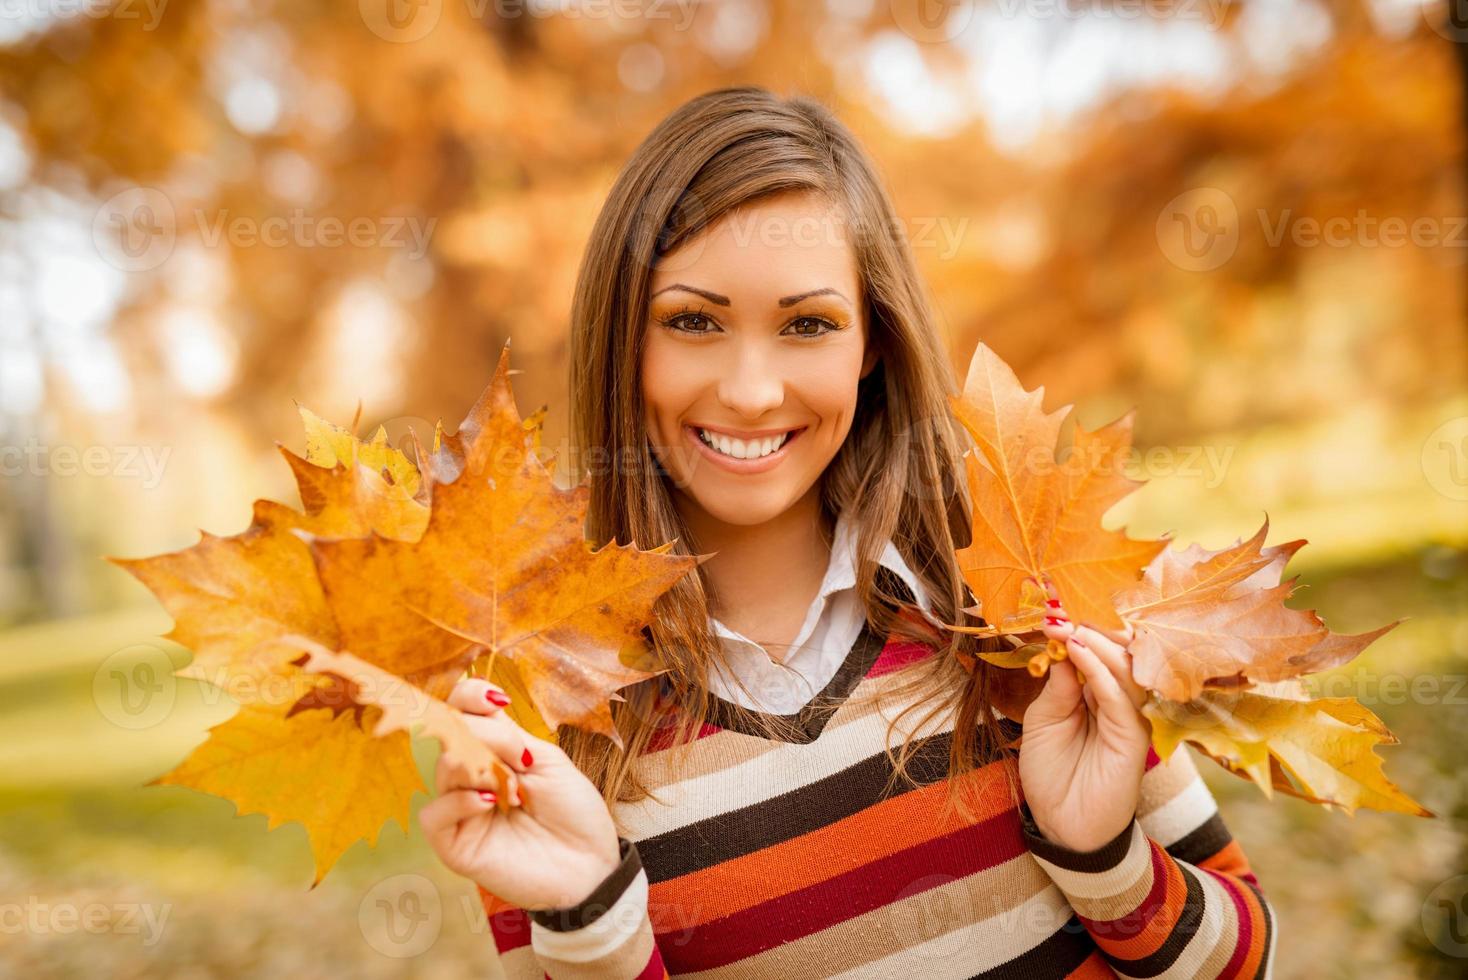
[648,759,1017,926]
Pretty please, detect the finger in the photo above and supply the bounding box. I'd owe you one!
[1040,618,1075,643]
[1066,636,1131,716]
[1024,654,1082,725]
[434,744,512,796]
[1075,617,1133,646]
[448,677,513,716]
[1040,580,1073,629]
[458,711,539,777]
[1071,624,1124,658]
[1071,627,1148,710]
[419,788,498,848]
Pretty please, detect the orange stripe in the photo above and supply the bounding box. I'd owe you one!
[1067,949,1123,978]
[1219,867,1268,978]
[648,759,1018,927]
[1199,839,1255,881]
[1090,840,1188,962]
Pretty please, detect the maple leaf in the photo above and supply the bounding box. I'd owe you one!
[298,404,425,500]
[285,635,521,806]
[108,442,431,696]
[302,346,698,748]
[1113,519,1381,703]
[945,342,1428,818]
[112,341,696,884]
[1144,679,1433,817]
[150,668,425,887]
[951,342,1167,632]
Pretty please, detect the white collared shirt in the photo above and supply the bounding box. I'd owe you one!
[704,509,941,715]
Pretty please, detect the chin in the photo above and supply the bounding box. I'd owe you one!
[682,484,801,527]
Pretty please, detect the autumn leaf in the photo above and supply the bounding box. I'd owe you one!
[151,674,425,888]
[302,345,699,747]
[298,404,425,500]
[1145,679,1433,817]
[111,341,696,884]
[286,634,521,808]
[1116,520,1365,703]
[951,342,1167,632]
[946,341,1427,818]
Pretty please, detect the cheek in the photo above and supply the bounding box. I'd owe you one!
[790,348,866,434]
[640,337,696,440]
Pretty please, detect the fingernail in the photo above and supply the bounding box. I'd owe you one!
[478,790,497,803]
[521,747,534,768]
[485,689,511,707]
[1045,616,1060,626]
[1045,598,1061,609]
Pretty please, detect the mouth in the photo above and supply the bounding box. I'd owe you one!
[684,424,807,473]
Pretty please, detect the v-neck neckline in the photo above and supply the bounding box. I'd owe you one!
[702,566,915,745]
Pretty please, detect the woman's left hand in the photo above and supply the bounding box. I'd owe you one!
[1017,582,1154,853]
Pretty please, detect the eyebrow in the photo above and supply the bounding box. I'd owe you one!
[650,284,851,308]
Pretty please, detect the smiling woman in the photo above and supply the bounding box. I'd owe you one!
[416,85,1277,979]
[641,191,877,541]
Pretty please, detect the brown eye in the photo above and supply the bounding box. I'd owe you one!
[655,306,719,335]
[785,316,837,339]
[669,313,715,333]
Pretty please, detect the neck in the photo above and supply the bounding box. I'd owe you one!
[675,485,833,650]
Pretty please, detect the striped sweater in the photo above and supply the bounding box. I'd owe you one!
[476,619,1277,979]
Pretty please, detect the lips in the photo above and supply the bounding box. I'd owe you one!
[696,427,795,460]
[683,424,806,474]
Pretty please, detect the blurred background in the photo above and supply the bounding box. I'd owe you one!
[1,0,1465,976]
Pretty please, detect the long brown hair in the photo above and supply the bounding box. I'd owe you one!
[560,85,1020,825]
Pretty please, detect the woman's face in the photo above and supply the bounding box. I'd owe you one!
[641,190,876,529]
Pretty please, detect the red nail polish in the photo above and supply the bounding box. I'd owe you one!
[1045,616,1060,626]
[485,689,511,707]
[1045,598,1061,609]
[521,747,533,768]
[478,790,497,803]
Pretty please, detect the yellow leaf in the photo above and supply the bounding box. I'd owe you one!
[152,690,424,888]
[1145,684,1433,817]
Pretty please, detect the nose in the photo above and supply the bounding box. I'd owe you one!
[717,342,785,420]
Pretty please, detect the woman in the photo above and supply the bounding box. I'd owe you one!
[419,86,1276,978]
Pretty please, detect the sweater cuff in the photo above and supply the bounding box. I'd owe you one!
[528,837,652,966]
[1019,800,1137,868]
[530,836,644,931]
[1019,800,1155,917]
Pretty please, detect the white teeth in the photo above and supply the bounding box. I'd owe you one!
[698,428,790,460]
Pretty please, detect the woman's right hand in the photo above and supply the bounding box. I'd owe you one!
[418,676,623,912]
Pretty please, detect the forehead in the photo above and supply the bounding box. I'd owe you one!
[649,191,862,303]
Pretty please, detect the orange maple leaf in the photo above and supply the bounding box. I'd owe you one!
[951,342,1168,632]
